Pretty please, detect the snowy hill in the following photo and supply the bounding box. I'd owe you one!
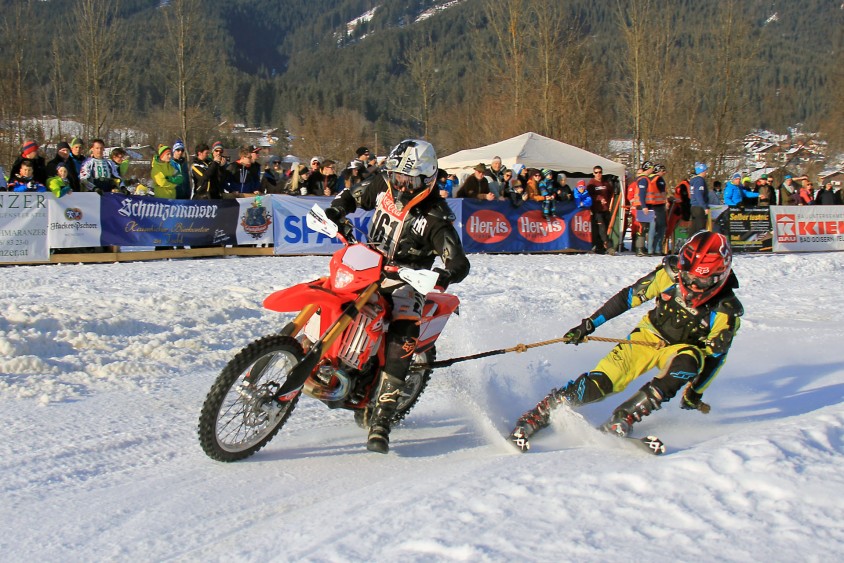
[2,251,844,560]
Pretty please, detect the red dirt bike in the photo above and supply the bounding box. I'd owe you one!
[198,205,461,461]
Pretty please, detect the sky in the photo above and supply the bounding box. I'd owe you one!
[2,249,843,561]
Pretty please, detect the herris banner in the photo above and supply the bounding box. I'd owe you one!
[459,199,593,253]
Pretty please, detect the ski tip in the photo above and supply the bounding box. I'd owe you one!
[640,435,666,455]
[508,427,531,453]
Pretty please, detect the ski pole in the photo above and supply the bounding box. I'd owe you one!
[417,334,664,369]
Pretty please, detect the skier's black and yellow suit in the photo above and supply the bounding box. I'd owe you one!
[569,256,743,405]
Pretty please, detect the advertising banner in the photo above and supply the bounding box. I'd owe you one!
[459,200,593,253]
[727,206,772,252]
[48,192,101,248]
[0,191,50,261]
[235,196,274,245]
[771,205,844,252]
[270,195,372,254]
[100,194,240,247]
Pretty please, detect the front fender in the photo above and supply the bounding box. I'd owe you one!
[262,278,347,314]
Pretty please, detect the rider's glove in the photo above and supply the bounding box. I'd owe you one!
[433,267,450,292]
[564,318,595,345]
[323,206,343,225]
[680,386,711,414]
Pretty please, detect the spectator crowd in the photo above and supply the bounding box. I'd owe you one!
[2,138,842,255]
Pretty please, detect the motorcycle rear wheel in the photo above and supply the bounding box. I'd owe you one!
[198,335,304,462]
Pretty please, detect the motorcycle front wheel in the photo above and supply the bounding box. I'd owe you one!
[198,335,304,462]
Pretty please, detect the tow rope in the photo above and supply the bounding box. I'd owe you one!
[417,335,664,369]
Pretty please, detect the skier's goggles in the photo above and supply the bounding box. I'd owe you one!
[391,173,432,191]
[680,270,718,290]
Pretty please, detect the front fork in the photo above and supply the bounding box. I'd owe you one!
[272,283,381,399]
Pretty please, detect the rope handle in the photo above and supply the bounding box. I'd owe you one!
[418,334,663,370]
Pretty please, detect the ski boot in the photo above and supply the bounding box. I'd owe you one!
[508,387,570,452]
[366,372,404,454]
[601,382,663,437]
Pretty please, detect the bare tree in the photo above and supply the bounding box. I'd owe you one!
[159,0,214,149]
[71,0,124,138]
[402,31,442,139]
[480,0,529,124]
[288,107,372,165]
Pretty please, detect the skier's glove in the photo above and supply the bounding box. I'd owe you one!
[680,387,711,414]
[564,318,595,345]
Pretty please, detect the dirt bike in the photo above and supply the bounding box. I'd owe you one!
[198,205,461,461]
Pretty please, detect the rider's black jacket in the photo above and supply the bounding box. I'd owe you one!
[329,173,470,289]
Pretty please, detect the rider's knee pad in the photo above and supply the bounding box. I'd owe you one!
[564,371,613,405]
[652,348,701,400]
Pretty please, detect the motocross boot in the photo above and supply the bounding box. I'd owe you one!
[366,372,404,454]
[600,382,663,437]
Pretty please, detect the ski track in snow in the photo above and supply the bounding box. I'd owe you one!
[2,252,844,561]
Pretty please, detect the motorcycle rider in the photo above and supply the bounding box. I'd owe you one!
[325,139,471,454]
[509,231,743,450]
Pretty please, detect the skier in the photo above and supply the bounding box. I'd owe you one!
[509,231,743,451]
[324,139,471,454]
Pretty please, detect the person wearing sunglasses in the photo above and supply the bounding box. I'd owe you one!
[510,231,743,451]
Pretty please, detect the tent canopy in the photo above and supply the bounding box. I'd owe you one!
[438,132,625,179]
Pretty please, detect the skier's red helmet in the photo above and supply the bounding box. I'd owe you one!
[677,231,732,307]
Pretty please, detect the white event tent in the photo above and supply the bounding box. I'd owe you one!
[438,131,625,179]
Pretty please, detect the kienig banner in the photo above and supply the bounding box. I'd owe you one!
[772,205,844,252]
[0,191,50,262]
[48,192,101,248]
[100,194,240,247]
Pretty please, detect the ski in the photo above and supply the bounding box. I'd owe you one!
[615,434,666,455]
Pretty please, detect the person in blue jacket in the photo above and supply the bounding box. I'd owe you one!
[723,173,759,207]
[573,179,592,209]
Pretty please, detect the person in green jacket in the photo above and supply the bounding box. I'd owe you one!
[47,162,72,197]
[151,144,182,199]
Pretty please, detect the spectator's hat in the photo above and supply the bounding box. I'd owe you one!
[173,139,185,151]
[249,144,260,154]
[70,137,83,148]
[56,161,67,171]
[694,162,708,174]
[785,174,792,180]
[211,141,224,152]
[541,168,553,177]
[473,163,486,172]
[310,156,321,165]
[760,174,768,180]
[158,144,172,158]
[356,146,370,157]
[741,176,751,184]
[270,155,281,164]
[21,140,38,157]
[730,172,741,181]
[576,179,587,188]
[57,141,71,152]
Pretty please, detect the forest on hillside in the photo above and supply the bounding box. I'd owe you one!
[0,0,841,175]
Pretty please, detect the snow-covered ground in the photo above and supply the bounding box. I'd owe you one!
[2,250,844,561]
